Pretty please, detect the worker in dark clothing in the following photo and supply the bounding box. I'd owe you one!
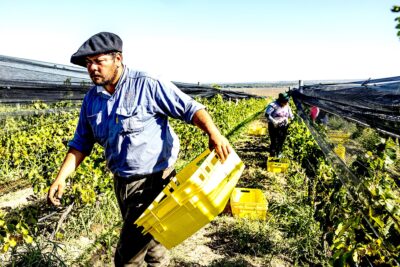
[265,92,294,158]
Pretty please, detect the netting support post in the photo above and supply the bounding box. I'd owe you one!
[298,80,304,89]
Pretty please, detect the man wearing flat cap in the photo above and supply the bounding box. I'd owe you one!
[47,32,232,266]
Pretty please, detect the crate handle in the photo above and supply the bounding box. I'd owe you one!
[191,149,211,166]
[153,222,167,233]
[148,177,179,208]
[141,222,167,235]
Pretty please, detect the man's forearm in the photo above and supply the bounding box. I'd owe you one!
[192,109,220,137]
[48,147,86,205]
[192,109,232,161]
[56,147,86,181]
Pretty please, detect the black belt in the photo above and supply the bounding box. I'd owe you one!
[114,166,175,183]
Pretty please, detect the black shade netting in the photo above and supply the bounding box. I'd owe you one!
[0,55,261,103]
[292,76,400,138]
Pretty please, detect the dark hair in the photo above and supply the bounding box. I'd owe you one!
[278,92,290,102]
[108,51,121,59]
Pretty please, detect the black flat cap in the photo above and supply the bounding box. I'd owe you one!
[70,32,123,67]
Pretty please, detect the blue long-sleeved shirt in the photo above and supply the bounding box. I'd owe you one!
[68,66,205,177]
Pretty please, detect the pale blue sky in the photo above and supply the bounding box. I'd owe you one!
[1,0,399,82]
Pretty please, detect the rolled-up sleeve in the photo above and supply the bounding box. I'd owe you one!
[68,100,95,155]
[265,104,275,116]
[152,79,205,124]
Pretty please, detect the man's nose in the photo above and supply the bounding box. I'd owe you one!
[87,62,98,72]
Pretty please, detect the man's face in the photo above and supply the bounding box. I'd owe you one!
[85,53,121,86]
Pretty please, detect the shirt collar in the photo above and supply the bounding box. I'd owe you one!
[115,65,128,90]
[96,85,112,96]
[95,66,128,96]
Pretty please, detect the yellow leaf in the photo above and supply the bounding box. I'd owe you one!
[21,228,29,235]
[336,242,346,250]
[55,232,64,240]
[352,250,358,262]
[334,222,344,236]
[370,215,385,228]
[2,243,10,253]
[9,237,17,247]
[24,235,33,244]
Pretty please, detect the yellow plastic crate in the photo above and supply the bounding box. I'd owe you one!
[267,158,289,173]
[230,188,267,220]
[327,130,350,143]
[248,125,267,136]
[134,149,245,249]
[334,144,346,161]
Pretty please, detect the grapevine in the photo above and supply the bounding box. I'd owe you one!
[0,96,268,254]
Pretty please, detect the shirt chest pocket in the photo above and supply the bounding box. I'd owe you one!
[116,107,145,135]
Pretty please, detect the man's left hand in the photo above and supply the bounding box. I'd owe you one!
[209,132,232,162]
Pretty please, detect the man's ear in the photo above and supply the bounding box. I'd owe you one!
[116,53,123,64]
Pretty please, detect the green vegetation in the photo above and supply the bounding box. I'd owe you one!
[0,96,398,266]
[213,81,298,89]
[0,95,268,265]
[286,109,400,266]
[7,241,66,267]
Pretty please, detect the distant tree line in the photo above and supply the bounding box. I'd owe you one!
[208,82,297,89]
[392,5,400,38]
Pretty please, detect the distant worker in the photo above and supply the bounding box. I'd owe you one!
[310,106,320,122]
[317,110,329,126]
[47,32,232,267]
[265,92,294,158]
[310,106,329,126]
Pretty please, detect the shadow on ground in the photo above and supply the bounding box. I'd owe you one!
[171,256,258,267]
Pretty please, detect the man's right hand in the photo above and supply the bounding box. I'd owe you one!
[47,179,66,206]
[47,148,86,206]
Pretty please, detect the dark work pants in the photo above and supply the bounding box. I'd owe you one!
[113,168,175,267]
[268,122,289,157]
